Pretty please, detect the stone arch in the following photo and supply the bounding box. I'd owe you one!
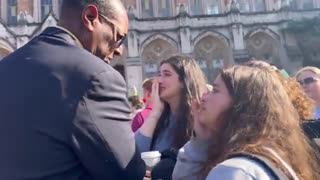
[193,33,232,82]
[245,28,281,42]
[193,31,230,47]
[0,39,14,60]
[245,28,282,67]
[141,35,178,78]
[140,33,178,54]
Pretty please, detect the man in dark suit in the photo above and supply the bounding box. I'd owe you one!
[0,0,146,179]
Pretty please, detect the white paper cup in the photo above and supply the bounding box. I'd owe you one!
[141,151,161,169]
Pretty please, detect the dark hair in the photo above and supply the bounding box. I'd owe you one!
[61,0,123,20]
[201,66,320,179]
[151,55,207,150]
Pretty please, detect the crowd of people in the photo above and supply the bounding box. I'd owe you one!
[0,0,319,180]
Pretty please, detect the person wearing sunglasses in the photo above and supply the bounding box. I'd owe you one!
[296,66,320,119]
[0,1,146,180]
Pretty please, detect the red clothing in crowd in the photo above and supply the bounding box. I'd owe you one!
[131,104,152,132]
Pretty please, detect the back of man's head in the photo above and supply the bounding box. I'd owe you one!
[61,0,126,20]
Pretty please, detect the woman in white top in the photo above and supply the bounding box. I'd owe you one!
[173,66,320,180]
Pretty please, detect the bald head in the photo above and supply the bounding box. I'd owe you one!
[61,0,126,21]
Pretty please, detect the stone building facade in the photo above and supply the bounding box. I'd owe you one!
[0,0,319,95]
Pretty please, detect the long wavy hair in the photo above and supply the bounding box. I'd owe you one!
[245,60,315,120]
[201,66,320,179]
[151,55,207,150]
[285,77,315,121]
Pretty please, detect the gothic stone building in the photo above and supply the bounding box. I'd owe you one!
[0,0,319,94]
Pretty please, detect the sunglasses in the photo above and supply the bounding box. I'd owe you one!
[98,13,127,49]
[298,77,318,86]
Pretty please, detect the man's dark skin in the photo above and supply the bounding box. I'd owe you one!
[59,0,128,63]
[0,0,146,179]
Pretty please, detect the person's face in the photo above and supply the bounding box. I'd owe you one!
[158,63,181,102]
[297,71,320,103]
[197,75,233,132]
[81,5,128,63]
[143,88,151,103]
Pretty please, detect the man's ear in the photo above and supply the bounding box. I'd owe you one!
[81,4,99,31]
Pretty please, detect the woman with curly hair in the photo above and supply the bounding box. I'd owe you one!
[285,77,315,121]
[173,65,320,180]
[245,60,315,121]
[245,61,320,150]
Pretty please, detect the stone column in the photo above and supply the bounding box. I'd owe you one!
[52,0,60,18]
[232,24,244,50]
[126,58,143,97]
[278,31,293,73]
[314,0,319,8]
[33,0,40,22]
[265,0,272,11]
[177,4,192,54]
[126,15,144,96]
[228,1,249,63]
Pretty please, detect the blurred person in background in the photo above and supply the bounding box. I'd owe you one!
[128,86,144,119]
[296,66,320,119]
[132,78,154,132]
[246,60,315,121]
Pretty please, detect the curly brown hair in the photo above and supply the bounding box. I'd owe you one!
[202,66,320,179]
[284,77,315,120]
[245,60,315,121]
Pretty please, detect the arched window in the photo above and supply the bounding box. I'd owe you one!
[141,38,178,78]
[255,0,266,12]
[7,0,17,24]
[41,0,52,20]
[206,0,219,15]
[141,0,153,18]
[238,0,250,12]
[140,0,172,18]
[246,32,281,67]
[158,0,171,17]
[194,35,230,82]
[190,0,202,15]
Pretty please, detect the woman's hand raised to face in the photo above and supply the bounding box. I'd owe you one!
[137,78,165,138]
[191,100,213,140]
[150,78,164,118]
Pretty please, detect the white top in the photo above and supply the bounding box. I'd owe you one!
[206,157,274,180]
[173,138,297,180]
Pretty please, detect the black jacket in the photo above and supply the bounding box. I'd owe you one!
[0,27,145,180]
[302,119,320,151]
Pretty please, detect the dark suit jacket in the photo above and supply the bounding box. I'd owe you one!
[0,27,146,180]
[302,120,320,151]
